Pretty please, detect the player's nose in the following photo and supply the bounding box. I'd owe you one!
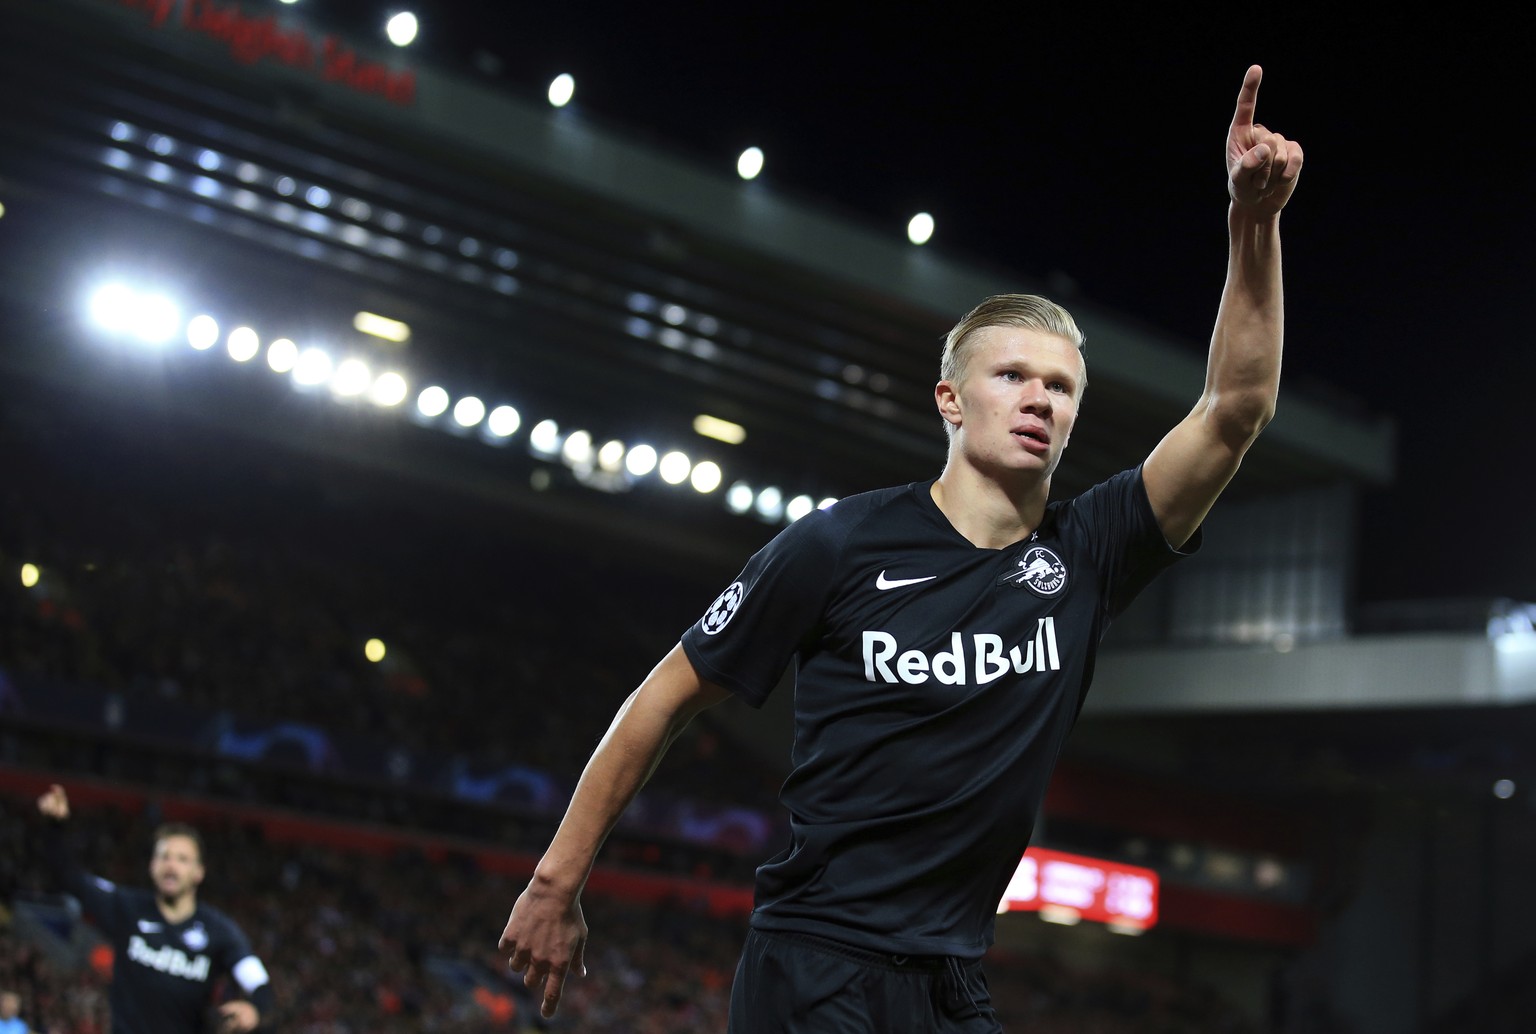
[1019,380,1051,412]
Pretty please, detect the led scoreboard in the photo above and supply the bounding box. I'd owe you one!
[999,847,1159,931]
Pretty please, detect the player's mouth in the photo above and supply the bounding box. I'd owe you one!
[1013,429,1050,453]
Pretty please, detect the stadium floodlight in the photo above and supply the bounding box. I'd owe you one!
[186,315,219,350]
[20,563,39,589]
[385,11,418,46]
[332,358,372,397]
[88,285,180,345]
[548,73,575,107]
[1494,779,1516,800]
[737,146,764,181]
[562,429,593,465]
[597,439,625,472]
[131,294,181,344]
[658,451,691,485]
[786,495,815,522]
[529,419,561,456]
[624,444,658,477]
[453,395,486,427]
[693,414,746,445]
[690,461,722,494]
[907,212,935,245]
[487,405,521,437]
[226,327,260,362]
[416,385,450,417]
[353,311,411,343]
[818,497,839,510]
[726,482,754,514]
[364,638,386,662]
[267,338,298,373]
[370,372,409,407]
[755,486,784,521]
[293,347,334,387]
[306,186,331,209]
[0,201,7,219]
[88,283,136,334]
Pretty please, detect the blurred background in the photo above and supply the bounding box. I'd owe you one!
[0,1,1532,1031]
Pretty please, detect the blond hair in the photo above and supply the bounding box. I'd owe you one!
[940,294,1086,386]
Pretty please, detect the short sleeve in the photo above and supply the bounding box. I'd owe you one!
[1064,464,1201,618]
[681,509,845,707]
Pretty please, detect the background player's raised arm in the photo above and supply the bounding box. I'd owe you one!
[497,645,730,1019]
[1143,64,1305,550]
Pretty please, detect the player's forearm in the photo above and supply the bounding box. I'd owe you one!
[1202,205,1284,443]
[41,820,94,900]
[529,686,693,900]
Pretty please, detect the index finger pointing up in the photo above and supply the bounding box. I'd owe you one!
[1231,64,1263,132]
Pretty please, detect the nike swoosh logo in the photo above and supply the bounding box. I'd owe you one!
[876,571,937,590]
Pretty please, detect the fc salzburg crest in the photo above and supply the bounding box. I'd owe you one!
[1002,545,1068,598]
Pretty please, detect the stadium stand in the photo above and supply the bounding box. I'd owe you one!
[3,796,1269,1033]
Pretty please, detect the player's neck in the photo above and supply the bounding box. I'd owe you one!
[931,464,1049,549]
[156,892,197,924]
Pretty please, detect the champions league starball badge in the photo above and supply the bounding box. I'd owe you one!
[701,582,745,635]
[1001,546,1068,598]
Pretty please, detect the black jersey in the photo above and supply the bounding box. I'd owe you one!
[682,466,1196,959]
[46,829,272,1033]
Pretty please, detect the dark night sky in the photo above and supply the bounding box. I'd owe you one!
[324,3,1533,604]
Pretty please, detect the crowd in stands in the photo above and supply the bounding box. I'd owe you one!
[0,437,784,842]
[1,797,1266,1033]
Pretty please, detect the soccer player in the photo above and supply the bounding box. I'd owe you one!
[498,64,1302,1031]
[36,785,273,1033]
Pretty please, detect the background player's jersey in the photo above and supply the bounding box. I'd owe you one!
[682,466,1195,958]
[46,830,271,1033]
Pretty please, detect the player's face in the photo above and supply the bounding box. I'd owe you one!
[149,834,205,900]
[939,326,1083,480]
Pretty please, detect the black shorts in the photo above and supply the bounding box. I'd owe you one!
[727,928,1003,1034]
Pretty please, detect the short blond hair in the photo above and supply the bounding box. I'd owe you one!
[940,294,1086,386]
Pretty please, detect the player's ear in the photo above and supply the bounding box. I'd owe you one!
[935,379,962,428]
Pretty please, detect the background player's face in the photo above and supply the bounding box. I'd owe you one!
[149,834,206,900]
[940,326,1082,480]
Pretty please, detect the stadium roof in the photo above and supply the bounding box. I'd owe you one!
[0,0,1393,568]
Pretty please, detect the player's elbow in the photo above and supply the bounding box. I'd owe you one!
[1205,390,1275,450]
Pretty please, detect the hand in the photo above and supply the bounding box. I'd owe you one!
[216,1000,260,1032]
[37,783,70,821]
[1227,65,1304,215]
[497,882,588,1019]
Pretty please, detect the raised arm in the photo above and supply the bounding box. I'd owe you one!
[496,644,731,1019]
[1143,64,1305,549]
